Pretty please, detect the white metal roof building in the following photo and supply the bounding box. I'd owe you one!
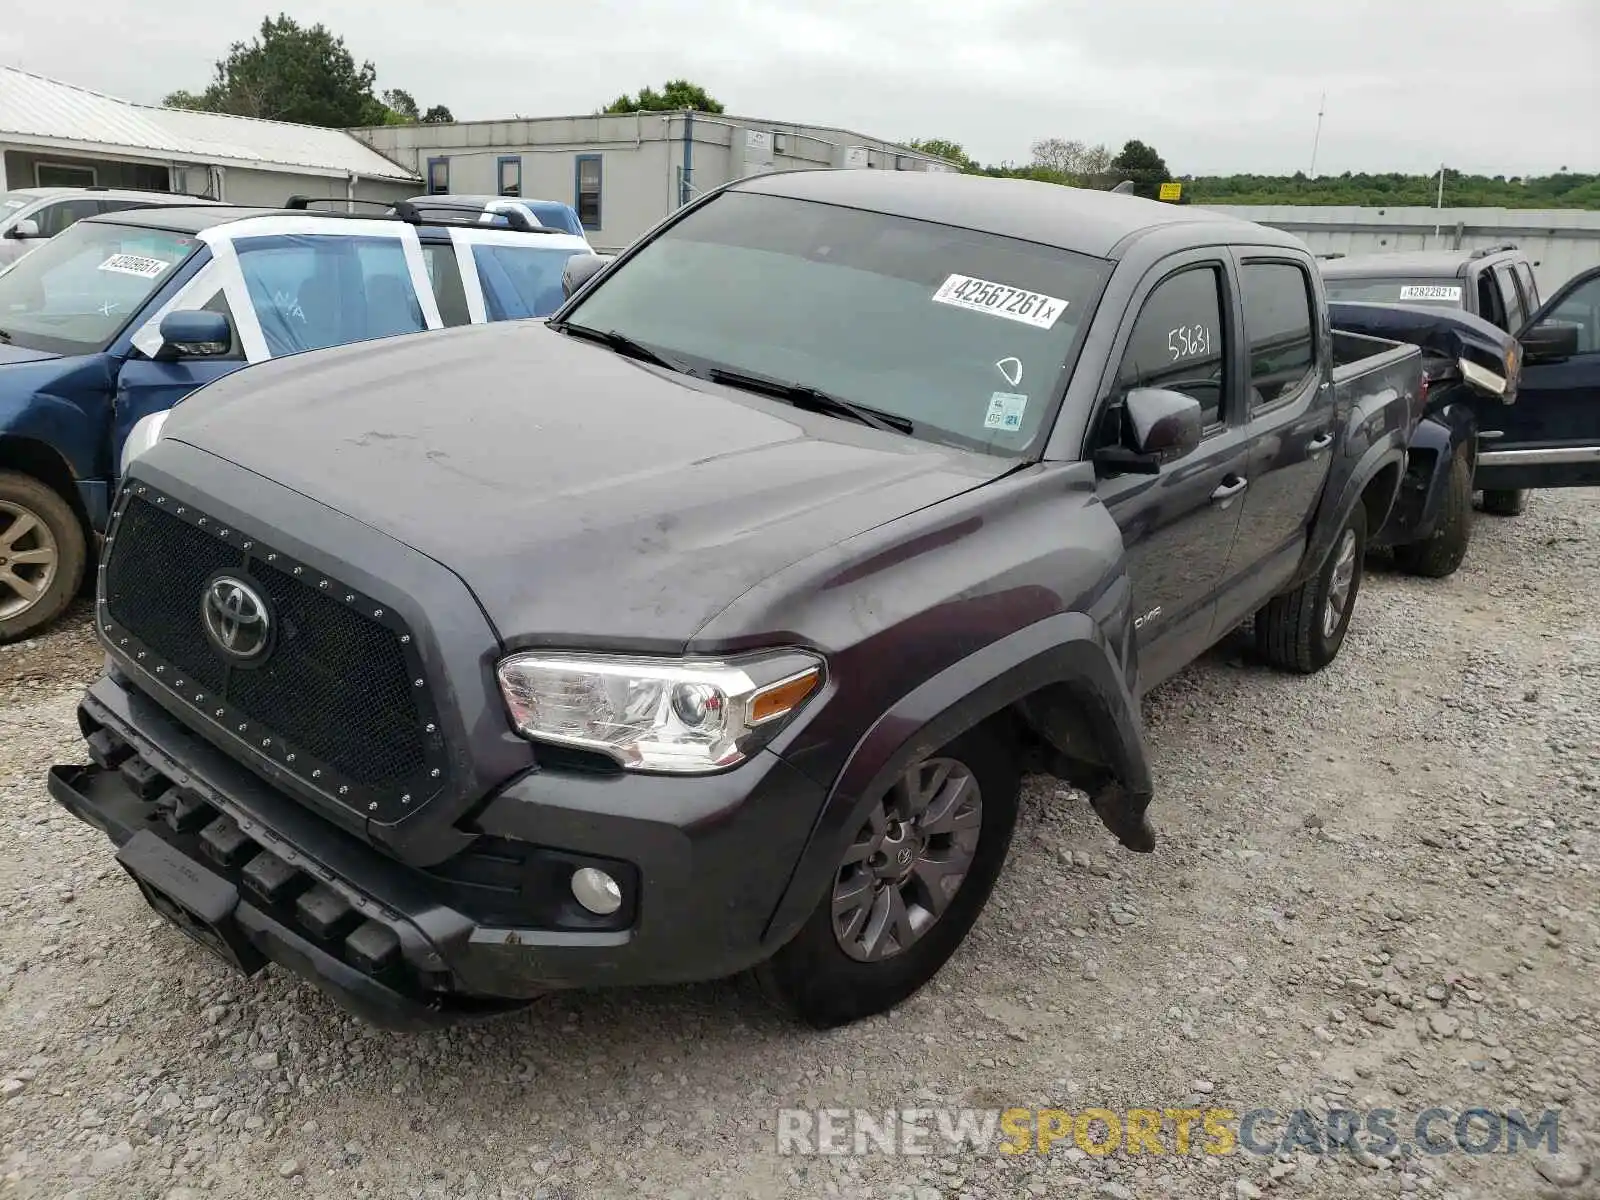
[0,65,418,207]
[353,111,958,252]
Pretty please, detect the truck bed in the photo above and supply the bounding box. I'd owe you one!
[1331,328,1427,435]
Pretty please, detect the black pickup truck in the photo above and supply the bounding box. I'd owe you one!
[1323,247,1600,540]
[52,171,1428,1030]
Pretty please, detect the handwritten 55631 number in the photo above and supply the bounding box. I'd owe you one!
[1167,324,1213,361]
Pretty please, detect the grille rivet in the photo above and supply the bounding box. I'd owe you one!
[156,666,164,674]
[199,518,207,526]
[120,639,128,646]
[293,566,303,575]
[136,651,146,659]
[262,738,271,747]
[267,554,277,562]
[287,753,296,763]
[339,786,349,795]
[425,723,436,734]
[374,609,384,617]
[102,624,110,633]
[237,723,247,732]
[430,769,441,778]
[414,679,423,688]
[401,794,411,803]
[400,635,411,645]
[344,594,354,602]
[215,708,224,717]
[319,580,329,589]
[156,497,166,505]
[196,695,204,703]
[137,486,146,494]
[219,529,229,537]
[175,680,183,688]
[244,541,253,550]
[368,802,378,812]
[177,507,185,514]
[312,769,322,778]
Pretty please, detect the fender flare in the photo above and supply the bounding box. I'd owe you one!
[1297,436,1406,587]
[1372,407,1478,548]
[760,610,1153,951]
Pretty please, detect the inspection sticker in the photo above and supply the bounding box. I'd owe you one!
[983,391,1029,431]
[933,274,1068,329]
[1398,284,1463,301]
[98,253,172,279]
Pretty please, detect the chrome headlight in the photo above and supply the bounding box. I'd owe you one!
[495,650,824,773]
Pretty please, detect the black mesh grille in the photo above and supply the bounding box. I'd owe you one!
[99,491,446,821]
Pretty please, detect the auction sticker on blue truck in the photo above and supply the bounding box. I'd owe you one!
[933,274,1069,329]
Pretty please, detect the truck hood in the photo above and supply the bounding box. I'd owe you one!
[163,322,1009,647]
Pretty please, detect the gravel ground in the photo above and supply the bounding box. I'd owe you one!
[0,491,1596,1200]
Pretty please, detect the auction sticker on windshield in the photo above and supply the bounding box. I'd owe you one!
[1398,284,1463,302]
[98,254,173,280]
[933,274,1069,329]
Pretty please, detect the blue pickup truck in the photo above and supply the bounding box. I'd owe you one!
[0,201,598,641]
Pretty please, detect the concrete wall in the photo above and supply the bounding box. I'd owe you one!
[1203,204,1600,295]
[353,112,955,252]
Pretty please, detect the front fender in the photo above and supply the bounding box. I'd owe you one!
[0,354,118,483]
[760,610,1153,952]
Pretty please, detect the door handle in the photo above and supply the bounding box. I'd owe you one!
[1211,475,1249,506]
[1306,432,1335,454]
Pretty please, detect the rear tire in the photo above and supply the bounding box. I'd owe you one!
[0,471,86,644]
[1392,446,1473,578]
[1479,488,1527,517]
[754,723,1020,1028]
[1255,501,1367,674]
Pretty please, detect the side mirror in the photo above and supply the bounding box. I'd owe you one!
[1094,387,1204,474]
[1520,320,1580,363]
[561,253,613,300]
[4,218,41,241]
[155,310,232,361]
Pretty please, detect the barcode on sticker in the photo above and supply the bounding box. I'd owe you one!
[1398,284,1462,301]
[98,254,172,279]
[933,274,1068,329]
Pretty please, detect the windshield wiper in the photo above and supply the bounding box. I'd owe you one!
[549,321,687,373]
[705,367,913,435]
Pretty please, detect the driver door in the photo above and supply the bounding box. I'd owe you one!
[1475,266,1600,491]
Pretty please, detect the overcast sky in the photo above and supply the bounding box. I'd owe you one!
[5,0,1597,176]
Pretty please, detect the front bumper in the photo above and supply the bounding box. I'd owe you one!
[52,672,828,1030]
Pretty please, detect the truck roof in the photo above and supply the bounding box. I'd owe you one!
[85,205,284,234]
[1320,248,1522,278]
[729,169,1300,259]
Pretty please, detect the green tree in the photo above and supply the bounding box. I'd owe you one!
[603,80,725,114]
[904,138,978,171]
[1110,139,1171,199]
[162,15,390,126]
[421,105,454,124]
[382,88,419,122]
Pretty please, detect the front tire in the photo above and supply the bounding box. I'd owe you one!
[1479,488,1527,517]
[0,471,86,644]
[1392,445,1473,578]
[1255,501,1367,674]
[755,723,1020,1028]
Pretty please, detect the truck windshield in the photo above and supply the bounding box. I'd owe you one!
[1323,277,1466,308]
[0,220,199,355]
[563,191,1111,455]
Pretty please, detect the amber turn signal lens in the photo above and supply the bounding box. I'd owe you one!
[746,668,821,726]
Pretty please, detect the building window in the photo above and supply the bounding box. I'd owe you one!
[497,156,522,198]
[575,155,602,231]
[36,161,97,188]
[427,157,450,195]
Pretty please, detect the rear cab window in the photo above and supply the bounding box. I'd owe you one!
[1493,263,1527,331]
[1240,261,1318,408]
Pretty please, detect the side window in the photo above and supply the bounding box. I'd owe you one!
[575,155,602,231]
[35,198,101,237]
[1240,262,1316,408]
[1114,265,1227,429]
[426,157,450,196]
[1494,264,1527,331]
[1546,274,1600,355]
[1515,261,1540,311]
[420,243,472,327]
[1476,272,1506,329]
[497,156,522,198]
[234,234,427,357]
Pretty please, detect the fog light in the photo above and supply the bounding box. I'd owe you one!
[571,867,622,915]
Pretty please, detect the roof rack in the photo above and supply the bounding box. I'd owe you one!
[1469,242,1518,259]
[77,184,219,202]
[282,195,562,234]
[1317,252,1345,259]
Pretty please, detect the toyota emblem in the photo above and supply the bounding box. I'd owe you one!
[201,576,272,661]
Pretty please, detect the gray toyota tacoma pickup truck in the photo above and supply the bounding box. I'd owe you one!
[51,171,1426,1030]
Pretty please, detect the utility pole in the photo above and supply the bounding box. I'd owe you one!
[1309,92,1326,179]
[1434,163,1446,242]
